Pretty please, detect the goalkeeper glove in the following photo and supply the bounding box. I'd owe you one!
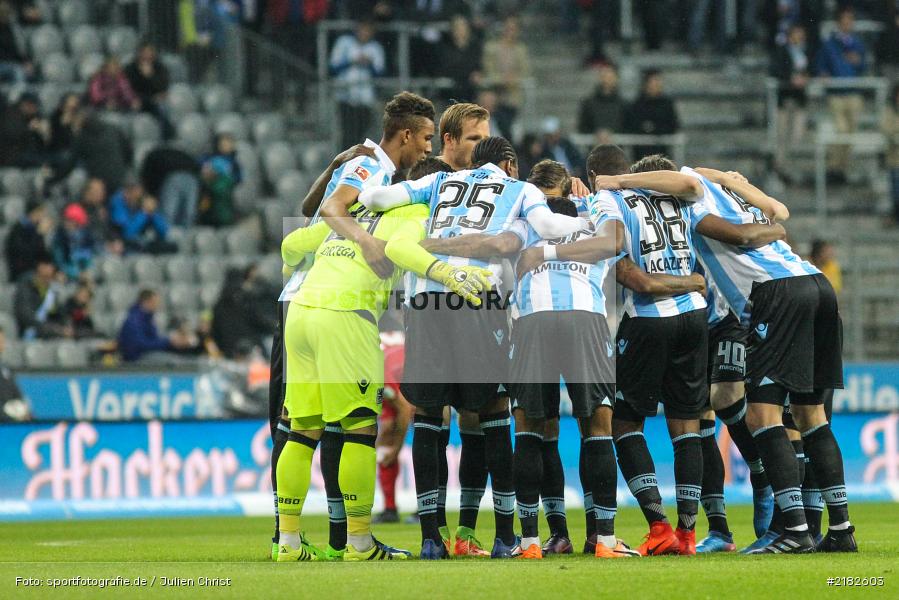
[426,261,493,306]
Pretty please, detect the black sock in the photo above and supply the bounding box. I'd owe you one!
[584,436,617,537]
[802,423,850,527]
[320,426,346,550]
[699,420,729,535]
[541,438,568,538]
[673,432,703,531]
[514,432,543,539]
[413,415,443,544]
[270,422,289,542]
[615,431,667,525]
[752,425,806,531]
[579,438,596,537]
[802,454,825,539]
[792,439,806,490]
[716,398,770,491]
[481,411,516,545]
[437,426,450,530]
[458,432,487,531]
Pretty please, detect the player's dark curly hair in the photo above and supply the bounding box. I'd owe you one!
[471,136,517,168]
[630,154,677,173]
[527,159,571,196]
[382,91,436,139]
[408,157,453,179]
[586,144,629,178]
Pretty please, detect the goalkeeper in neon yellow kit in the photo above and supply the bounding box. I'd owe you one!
[276,197,491,562]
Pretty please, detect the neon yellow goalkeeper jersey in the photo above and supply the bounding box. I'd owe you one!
[281,202,433,319]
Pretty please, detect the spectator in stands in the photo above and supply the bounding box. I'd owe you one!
[78,177,121,255]
[577,63,624,138]
[816,6,866,185]
[88,57,141,112]
[64,283,101,340]
[14,254,71,340]
[51,203,96,281]
[483,16,530,140]
[118,288,192,363]
[772,24,811,164]
[5,200,50,282]
[518,133,545,181]
[539,116,585,179]
[110,182,177,254]
[623,69,680,158]
[125,42,175,139]
[212,265,277,359]
[9,0,41,24]
[48,93,82,162]
[0,325,30,422]
[884,83,899,225]
[809,239,843,294]
[330,20,386,149]
[178,0,217,82]
[475,86,509,139]
[71,111,132,193]
[199,133,242,227]
[762,0,823,53]
[0,92,50,169]
[438,15,483,103]
[0,0,32,84]
[140,146,201,228]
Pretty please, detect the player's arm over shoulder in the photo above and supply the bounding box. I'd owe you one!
[359,172,441,211]
[616,257,706,296]
[382,204,438,275]
[695,213,786,248]
[522,182,590,238]
[281,221,331,267]
[692,166,790,221]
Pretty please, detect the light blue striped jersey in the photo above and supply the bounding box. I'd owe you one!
[706,276,732,326]
[278,140,396,301]
[682,167,819,324]
[512,197,614,317]
[401,162,565,297]
[588,190,706,318]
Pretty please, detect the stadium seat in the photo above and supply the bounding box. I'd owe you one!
[65,167,88,198]
[37,85,65,117]
[97,256,130,284]
[0,312,17,339]
[132,256,165,284]
[264,201,291,241]
[24,341,57,368]
[213,112,249,141]
[202,85,234,115]
[106,26,138,58]
[160,53,188,83]
[233,182,258,214]
[177,113,210,155]
[199,285,221,309]
[225,228,260,257]
[164,256,195,282]
[90,311,116,337]
[30,24,64,55]
[301,145,331,172]
[106,284,136,312]
[276,170,308,204]
[133,141,157,169]
[263,142,296,184]
[0,169,29,197]
[57,0,90,26]
[258,253,284,286]
[1,340,23,368]
[1,196,25,224]
[167,284,199,312]
[192,228,225,255]
[0,287,13,313]
[196,256,226,284]
[132,113,162,143]
[77,52,104,82]
[235,141,260,175]
[251,114,284,145]
[68,25,102,59]
[167,83,197,117]
[40,53,74,84]
[55,340,89,368]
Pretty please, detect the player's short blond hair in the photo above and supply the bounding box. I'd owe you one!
[439,103,490,149]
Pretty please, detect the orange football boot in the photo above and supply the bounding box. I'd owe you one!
[675,528,696,555]
[637,521,681,556]
[515,543,543,559]
[595,539,642,558]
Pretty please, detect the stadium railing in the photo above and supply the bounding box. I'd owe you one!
[569,132,688,169]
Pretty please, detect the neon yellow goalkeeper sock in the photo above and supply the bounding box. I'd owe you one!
[339,434,377,550]
[276,436,316,547]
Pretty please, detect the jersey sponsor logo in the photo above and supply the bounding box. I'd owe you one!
[357,379,371,394]
[353,165,371,181]
[320,245,357,259]
[617,339,629,355]
[755,323,768,339]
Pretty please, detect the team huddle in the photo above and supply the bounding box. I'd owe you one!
[267,91,857,562]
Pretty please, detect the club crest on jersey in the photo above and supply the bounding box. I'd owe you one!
[357,379,371,394]
[617,339,629,355]
[755,323,768,339]
[353,165,371,181]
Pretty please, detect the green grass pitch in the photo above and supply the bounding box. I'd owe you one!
[1,504,897,599]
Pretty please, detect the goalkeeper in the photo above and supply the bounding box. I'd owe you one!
[275,199,491,562]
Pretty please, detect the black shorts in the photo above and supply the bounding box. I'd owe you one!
[401,292,509,413]
[509,311,615,420]
[745,273,843,397]
[616,309,709,420]
[268,300,287,438]
[708,313,749,385]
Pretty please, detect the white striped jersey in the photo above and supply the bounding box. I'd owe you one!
[682,166,819,324]
[511,197,614,317]
[401,162,569,297]
[278,140,396,302]
[589,190,706,318]
[706,276,732,326]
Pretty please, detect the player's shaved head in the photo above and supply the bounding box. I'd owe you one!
[382,91,436,139]
[631,154,677,173]
[527,159,571,196]
[586,144,629,177]
[408,157,453,180]
[471,136,517,169]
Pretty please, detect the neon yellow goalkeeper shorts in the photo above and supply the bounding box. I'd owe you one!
[283,303,383,429]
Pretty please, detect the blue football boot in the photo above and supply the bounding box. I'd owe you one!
[420,538,450,560]
[740,529,778,554]
[696,530,736,553]
[490,536,521,559]
[752,486,775,539]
